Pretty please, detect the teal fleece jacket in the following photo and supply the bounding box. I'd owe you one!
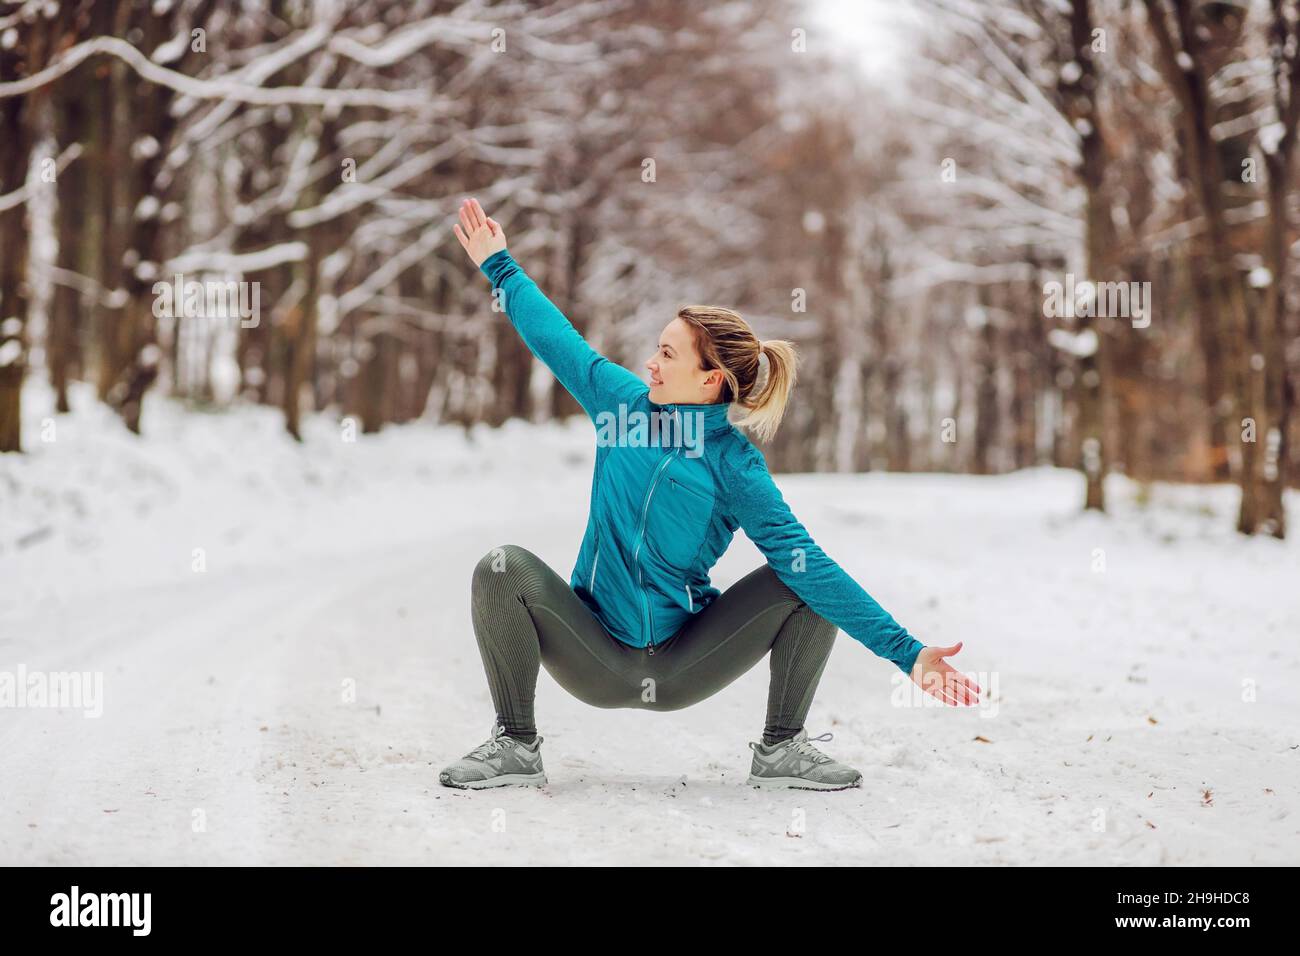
[479,248,925,675]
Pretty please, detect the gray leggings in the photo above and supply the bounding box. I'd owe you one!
[469,544,838,745]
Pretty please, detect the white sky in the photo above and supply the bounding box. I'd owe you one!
[811,0,921,84]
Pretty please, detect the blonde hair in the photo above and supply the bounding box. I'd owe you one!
[676,306,798,443]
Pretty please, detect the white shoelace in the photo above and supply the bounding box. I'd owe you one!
[468,724,511,761]
[790,731,835,764]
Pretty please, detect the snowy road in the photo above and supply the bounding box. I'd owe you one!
[3,388,1298,865]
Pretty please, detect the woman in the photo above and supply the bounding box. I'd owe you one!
[444,198,979,791]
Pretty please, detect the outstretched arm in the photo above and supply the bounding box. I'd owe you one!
[723,443,980,705]
[453,197,645,418]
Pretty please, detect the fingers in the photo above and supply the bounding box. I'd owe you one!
[950,675,977,706]
[487,216,502,236]
[928,680,962,707]
[470,197,488,231]
[920,670,962,706]
[942,659,981,702]
[461,197,482,232]
[936,665,968,706]
[944,666,981,706]
[934,641,963,658]
[453,223,469,252]
[459,198,485,235]
[920,663,980,706]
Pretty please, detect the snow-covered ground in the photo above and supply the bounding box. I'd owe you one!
[2,379,1298,865]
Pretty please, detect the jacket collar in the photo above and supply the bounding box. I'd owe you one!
[651,399,734,437]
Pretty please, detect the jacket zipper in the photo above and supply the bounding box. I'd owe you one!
[588,541,601,592]
[632,434,682,655]
[685,584,694,612]
[635,453,675,654]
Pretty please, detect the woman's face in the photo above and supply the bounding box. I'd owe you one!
[646,318,722,406]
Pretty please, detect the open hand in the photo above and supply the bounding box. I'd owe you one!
[910,641,981,706]
[453,197,507,267]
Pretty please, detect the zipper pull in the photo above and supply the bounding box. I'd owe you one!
[647,641,655,656]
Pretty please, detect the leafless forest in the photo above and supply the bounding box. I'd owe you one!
[1,0,1298,537]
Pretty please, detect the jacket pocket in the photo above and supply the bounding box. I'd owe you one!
[646,474,714,570]
[668,476,711,503]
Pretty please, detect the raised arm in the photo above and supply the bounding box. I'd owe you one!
[453,197,645,419]
[722,443,981,704]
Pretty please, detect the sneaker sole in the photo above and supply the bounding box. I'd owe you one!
[439,771,547,790]
[746,774,861,791]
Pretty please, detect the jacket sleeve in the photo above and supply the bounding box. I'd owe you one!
[721,443,925,675]
[479,249,646,418]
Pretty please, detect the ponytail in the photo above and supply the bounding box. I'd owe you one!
[733,340,797,443]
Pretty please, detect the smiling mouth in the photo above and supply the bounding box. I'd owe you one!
[650,376,663,386]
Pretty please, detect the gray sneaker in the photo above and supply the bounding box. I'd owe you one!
[746,729,862,791]
[439,721,547,790]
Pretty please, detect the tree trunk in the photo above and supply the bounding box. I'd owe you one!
[0,87,29,452]
[1070,0,1109,511]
